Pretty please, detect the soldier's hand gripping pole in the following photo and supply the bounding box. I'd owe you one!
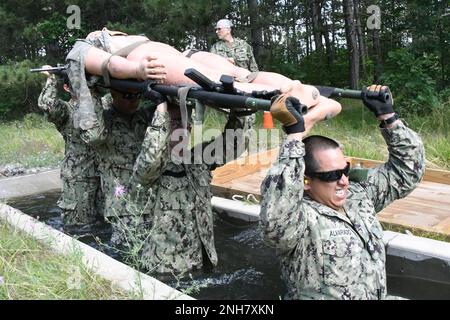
[30,65,68,76]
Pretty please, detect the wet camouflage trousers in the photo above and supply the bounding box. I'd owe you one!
[58,177,103,226]
[108,214,204,274]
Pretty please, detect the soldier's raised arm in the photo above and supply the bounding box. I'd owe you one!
[37,66,70,128]
[260,96,310,252]
[358,85,425,212]
[129,100,172,190]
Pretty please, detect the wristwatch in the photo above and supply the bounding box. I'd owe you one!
[379,113,399,128]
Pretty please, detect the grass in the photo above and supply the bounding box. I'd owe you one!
[0,222,134,299]
[254,98,450,170]
[194,99,450,170]
[381,222,450,243]
[1,102,448,170]
[0,104,448,244]
[0,114,64,169]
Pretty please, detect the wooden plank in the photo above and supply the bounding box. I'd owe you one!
[422,169,450,184]
[212,149,278,185]
[435,217,450,234]
[350,157,450,184]
[211,149,450,237]
[214,151,450,186]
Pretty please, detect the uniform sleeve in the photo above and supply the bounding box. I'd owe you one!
[66,39,102,131]
[37,76,69,127]
[260,139,308,253]
[199,113,245,171]
[210,42,219,55]
[79,90,108,146]
[361,121,425,213]
[129,111,171,189]
[246,44,259,72]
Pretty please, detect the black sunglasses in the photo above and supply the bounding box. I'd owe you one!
[307,162,351,183]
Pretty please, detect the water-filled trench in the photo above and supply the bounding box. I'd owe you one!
[11,191,448,300]
[8,191,285,299]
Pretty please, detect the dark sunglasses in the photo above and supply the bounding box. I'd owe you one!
[307,162,351,183]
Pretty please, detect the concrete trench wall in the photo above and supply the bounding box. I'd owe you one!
[0,169,192,300]
[1,169,450,299]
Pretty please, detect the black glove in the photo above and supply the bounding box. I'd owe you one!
[362,85,394,116]
[270,94,306,134]
[143,89,167,106]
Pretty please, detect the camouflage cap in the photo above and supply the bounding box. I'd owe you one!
[216,19,233,29]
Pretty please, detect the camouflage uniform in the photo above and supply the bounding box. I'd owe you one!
[65,32,174,261]
[210,37,259,72]
[80,98,171,220]
[260,122,425,300]
[132,115,245,274]
[37,75,103,226]
[211,37,259,146]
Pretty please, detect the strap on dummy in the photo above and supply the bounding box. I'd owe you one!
[101,40,150,87]
[177,86,196,133]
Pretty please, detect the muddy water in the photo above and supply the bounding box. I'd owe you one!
[13,192,448,299]
[8,192,285,299]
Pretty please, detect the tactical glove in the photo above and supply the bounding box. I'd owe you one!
[270,94,306,134]
[362,85,394,116]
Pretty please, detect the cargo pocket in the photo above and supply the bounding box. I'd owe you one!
[152,177,195,256]
[323,238,363,286]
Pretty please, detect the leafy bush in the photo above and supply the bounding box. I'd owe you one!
[381,49,440,115]
[0,60,45,120]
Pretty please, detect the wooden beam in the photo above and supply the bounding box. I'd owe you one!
[350,157,450,184]
[212,149,278,185]
[211,149,450,237]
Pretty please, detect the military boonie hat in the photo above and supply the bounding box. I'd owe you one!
[216,19,233,29]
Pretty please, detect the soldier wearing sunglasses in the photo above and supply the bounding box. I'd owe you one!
[261,85,425,300]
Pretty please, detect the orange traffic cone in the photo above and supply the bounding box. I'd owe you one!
[263,111,274,129]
